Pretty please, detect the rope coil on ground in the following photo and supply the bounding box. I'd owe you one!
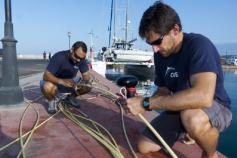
[0,84,127,158]
[17,98,41,158]
[1,77,176,158]
[82,82,178,158]
[59,101,124,158]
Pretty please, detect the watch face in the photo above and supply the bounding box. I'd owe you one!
[143,97,151,111]
[143,100,149,107]
[143,97,150,110]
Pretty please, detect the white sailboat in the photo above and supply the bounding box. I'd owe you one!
[104,38,153,62]
[103,0,153,63]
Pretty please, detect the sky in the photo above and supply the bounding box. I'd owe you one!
[0,0,237,55]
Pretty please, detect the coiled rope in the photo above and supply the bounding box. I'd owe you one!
[58,101,124,158]
[80,82,178,158]
[1,74,177,158]
[0,82,128,158]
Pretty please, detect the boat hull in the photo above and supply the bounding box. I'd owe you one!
[124,64,155,81]
[104,49,154,62]
[91,60,106,77]
[113,50,153,62]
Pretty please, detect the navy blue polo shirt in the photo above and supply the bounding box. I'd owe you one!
[154,33,231,109]
[47,50,89,79]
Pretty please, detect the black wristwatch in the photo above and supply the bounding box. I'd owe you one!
[143,97,152,111]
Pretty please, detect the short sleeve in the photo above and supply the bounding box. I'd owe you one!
[78,59,89,73]
[189,37,218,76]
[47,53,62,75]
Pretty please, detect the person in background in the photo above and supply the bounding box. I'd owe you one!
[126,1,232,158]
[43,51,46,60]
[40,41,91,114]
[48,52,51,60]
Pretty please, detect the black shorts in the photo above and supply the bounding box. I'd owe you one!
[142,100,232,148]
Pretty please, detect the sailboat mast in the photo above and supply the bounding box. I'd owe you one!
[125,0,128,44]
[113,0,116,42]
[108,0,114,47]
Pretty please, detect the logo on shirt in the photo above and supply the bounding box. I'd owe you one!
[165,66,179,78]
[73,65,79,69]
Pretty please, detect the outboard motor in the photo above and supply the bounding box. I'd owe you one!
[116,75,138,98]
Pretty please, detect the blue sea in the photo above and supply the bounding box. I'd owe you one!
[106,67,237,158]
[218,70,237,158]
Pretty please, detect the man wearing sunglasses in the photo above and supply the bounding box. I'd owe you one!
[40,41,91,114]
[126,1,232,158]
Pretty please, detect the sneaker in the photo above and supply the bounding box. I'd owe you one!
[47,100,57,114]
[64,96,80,108]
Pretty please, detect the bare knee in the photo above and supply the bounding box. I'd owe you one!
[181,109,210,136]
[41,81,57,99]
[137,135,161,154]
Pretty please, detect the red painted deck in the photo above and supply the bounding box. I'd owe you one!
[0,70,226,158]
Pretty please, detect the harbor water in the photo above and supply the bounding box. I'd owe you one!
[105,65,237,158]
[219,70,237,158]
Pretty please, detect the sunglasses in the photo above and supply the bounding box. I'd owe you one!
[74,52,85,59]
[72,52,85,63]
[146,35,164,46]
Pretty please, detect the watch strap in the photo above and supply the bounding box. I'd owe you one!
[143,97,152,111]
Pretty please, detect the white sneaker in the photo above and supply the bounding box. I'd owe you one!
[47,100,57,114]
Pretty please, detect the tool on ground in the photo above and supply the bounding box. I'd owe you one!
[116,75,178,158]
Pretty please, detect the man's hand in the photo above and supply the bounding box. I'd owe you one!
[126,96,146,115]
[75,80,92,95]
[58,79,76,88]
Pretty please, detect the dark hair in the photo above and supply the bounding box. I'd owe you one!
[139,1,182,39]
[72,41,87,53]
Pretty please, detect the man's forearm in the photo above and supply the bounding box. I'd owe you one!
[152,86,171,97]
[81,71,90,82]
[150,88,211,111]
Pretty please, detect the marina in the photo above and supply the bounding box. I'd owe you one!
[0,0,236,157]
[1,59,235,157]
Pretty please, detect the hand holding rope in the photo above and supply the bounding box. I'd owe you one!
[79,81,178,158]
[117,87,178,158]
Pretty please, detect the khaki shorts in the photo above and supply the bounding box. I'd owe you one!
[142,100,232,147]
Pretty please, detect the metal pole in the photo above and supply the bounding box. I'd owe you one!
[113,0,116,42]
[0,0,23,105]
[68,32,72,50]
[108,0,114,48]
[69,36,71,49]
[125,0,128,44]
[88,30,94,49]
